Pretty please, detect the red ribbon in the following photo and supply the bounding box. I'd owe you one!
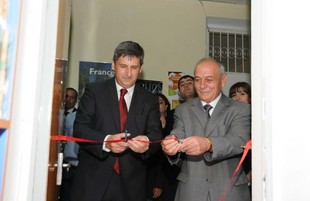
[51,135,252,201]
[219,139,252,201]
[50,135,170,143]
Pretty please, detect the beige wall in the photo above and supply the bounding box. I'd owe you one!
[56,0,71,59]
[67,0,250,96]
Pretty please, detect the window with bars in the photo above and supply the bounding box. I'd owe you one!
[208,31,251,73]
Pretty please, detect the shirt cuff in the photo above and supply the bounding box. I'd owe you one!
[142,135,149,142]
[102,135,111,152]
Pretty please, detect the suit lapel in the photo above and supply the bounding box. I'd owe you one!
[106,78,121,132]
[123,85,144,131]
[190,98,208,132]
[205,94,230,136]
[127,85,141,117]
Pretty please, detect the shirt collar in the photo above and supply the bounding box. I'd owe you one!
[66,107,75,113]
[201,93,222,113]
[115,80,135,97]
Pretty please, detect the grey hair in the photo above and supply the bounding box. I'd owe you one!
[219,62,226,75]
[194,57,226,76]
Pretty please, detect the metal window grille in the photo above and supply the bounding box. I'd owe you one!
[208,31,251,73]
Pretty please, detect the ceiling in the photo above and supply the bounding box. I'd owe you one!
[202,0,250,5]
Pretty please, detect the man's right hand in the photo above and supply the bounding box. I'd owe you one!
[106,133,130,153]
[161,135,181,156]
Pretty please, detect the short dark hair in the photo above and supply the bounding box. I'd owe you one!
[178,75,194,90]
[229,82,251,99]
[113,41,144,65]
[66,87,78,98]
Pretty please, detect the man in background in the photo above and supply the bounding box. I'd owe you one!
[177,75,197,103]
[168,74,197,124]
[60,87,79,201]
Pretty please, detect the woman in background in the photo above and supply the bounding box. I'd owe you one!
[229,81,252,193]
[157,93,173,137]
[147,93,178,201]
[229,81,251,104]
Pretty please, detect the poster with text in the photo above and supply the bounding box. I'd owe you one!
[79,61,162,98]
[79,61,113,99]
[168,71,187,109]
[136,79,162,94]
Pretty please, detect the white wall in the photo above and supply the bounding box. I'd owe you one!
[252,0,310,200]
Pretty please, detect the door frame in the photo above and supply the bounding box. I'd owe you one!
[2,0,59,200]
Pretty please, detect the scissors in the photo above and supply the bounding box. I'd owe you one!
[124,130,128,142]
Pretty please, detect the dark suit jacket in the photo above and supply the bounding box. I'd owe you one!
[71,78,162,201]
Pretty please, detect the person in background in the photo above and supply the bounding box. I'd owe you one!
[157,93,173,136]
[168,75,197,128]
[229,81,252,192]
[146,93,172,201]
[229,82,251,104]
[177,75,197,103]
[161,58,251,201]
[60,87,79,201]
[71,41,162,201]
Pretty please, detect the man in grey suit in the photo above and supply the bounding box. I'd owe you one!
[161,58,251,201]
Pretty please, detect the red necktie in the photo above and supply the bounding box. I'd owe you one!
[114,88,128,175]
[119,88,128,131]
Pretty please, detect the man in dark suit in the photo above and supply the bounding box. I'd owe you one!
[71,41,162,201]
[162,58,251,201]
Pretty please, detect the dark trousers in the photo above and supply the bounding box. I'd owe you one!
[100,171,124,201]
[59,166,77,201]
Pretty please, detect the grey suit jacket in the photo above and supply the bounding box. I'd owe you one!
[171,94,251,201]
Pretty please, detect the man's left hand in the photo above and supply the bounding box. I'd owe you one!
[127,135,149,153]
